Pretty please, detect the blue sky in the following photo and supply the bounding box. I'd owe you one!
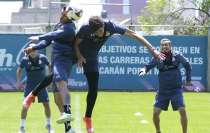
[0,1,22,23]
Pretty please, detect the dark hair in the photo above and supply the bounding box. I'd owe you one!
[89,16,104,33]
[160,38,171,44]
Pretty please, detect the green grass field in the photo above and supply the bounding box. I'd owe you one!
[0,92,210,133]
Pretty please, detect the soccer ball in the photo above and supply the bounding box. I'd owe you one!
[66,6,83,21]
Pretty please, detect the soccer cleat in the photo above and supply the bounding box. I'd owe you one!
[66,128,75,133]
[45,124,54,133]
[83,117,94,133]
[23,92,35,109]
[18,127,25,133]
[56,113,74,124]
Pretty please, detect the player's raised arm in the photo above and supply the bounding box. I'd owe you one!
[29,27,75,43]
[24,40,51,55]
[124,29,165,60]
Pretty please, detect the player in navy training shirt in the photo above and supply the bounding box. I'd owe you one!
[74,16,166,133]
[139,38,191,133]
[24,5,83,133]
[16,43,53,133]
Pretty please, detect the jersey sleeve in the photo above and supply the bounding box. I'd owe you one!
[145,58,158,72]
[177,54,192,81]
[33,40,51,50]
[39,27,75,42]
[107,21,126,35]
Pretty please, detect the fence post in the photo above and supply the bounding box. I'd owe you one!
[207,27,210,91]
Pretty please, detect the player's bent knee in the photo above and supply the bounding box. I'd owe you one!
[153,112,160,118]
[43,102,50,108]
[57,80,67,89]
[179,108,187,117]
[153,108,161,115]
[22,106,28,112]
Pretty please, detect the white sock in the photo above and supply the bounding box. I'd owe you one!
[61,112,65,116]
[46,118,51,126]
[20,119,26,128]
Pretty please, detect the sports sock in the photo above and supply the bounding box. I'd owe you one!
[46,118,51,126]
[64,105,71,132]
[20,119,26,128]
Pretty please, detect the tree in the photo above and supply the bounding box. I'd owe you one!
[138,0,170,34]
[169,0,210,35]
[138,0,210,35]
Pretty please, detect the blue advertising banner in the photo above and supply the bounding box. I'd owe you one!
[0,34,207,91]
[0,34,36,91]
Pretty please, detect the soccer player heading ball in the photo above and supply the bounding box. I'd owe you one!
[24,5,83,133]
[74,16,166,133]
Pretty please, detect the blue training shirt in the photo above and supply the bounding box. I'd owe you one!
[33,22,76,56]
[145,51,191,93]
[20,54,49,88]
[77,21,126,60]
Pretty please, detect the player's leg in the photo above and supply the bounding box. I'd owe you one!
[19,88,31,133]
[153,107,162,133]
[53,58,74,133]
[56,80,75,133]
[19,106,28,133]
[42,102,54,133]
[83,72,99,133]
[23,74,53,109]
[51,60,64,114]
[178,107,188,133]
[56,80,74,120]
[38,88,54,133]
[54,59,72,118]
[153,93,170,133]
[52,81,64,113]
[82,60,99,133]
[171,91,187,133]
[85,72,99,117]
[22,92,36,109]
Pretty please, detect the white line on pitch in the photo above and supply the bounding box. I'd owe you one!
[74,95,83,133]
[134,112,143,116]
[140,119,149,124]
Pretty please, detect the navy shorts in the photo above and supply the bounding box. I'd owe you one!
[24,87,49,103]
[53,55,73,82]
[154,90,185,111]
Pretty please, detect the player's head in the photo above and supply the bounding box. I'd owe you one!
[28,43,38,57]
[89,16,105,37]
[60,5,83,23]
[160,38,171,53]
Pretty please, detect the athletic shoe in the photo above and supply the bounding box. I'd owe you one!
[18,127,25,133]
[56,113,74,124]
[23,92,35,109]
[45,124,54,133]
[83,117,94,133]
[66,128,75,133]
